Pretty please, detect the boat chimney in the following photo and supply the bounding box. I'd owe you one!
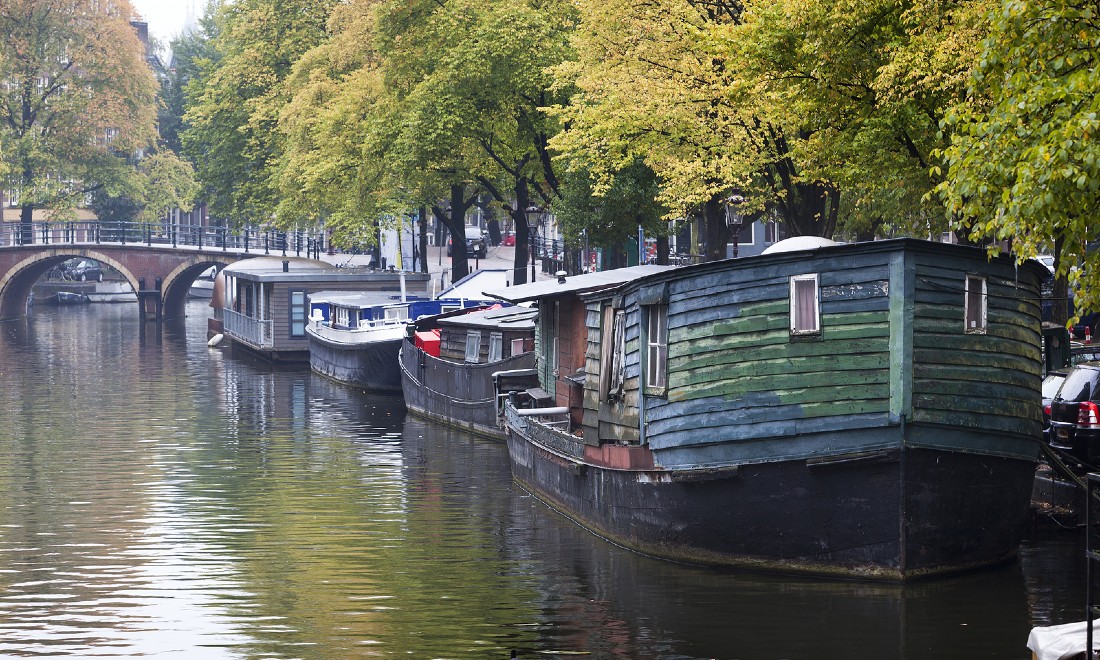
[556,270,567,284]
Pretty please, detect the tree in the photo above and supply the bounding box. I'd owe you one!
[161,3,222,156]
[553,158,669,269]
[938,0,1099,326]
[721,0,995,239]
[280,0,574,283]
[0,0,157,241]
[138,150,200,223]
[549,0,754,260]
[183,0,337,227]
[372,0,575,283]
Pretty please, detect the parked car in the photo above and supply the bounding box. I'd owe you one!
[1049,363,1100,464]
[446,225,487,258]
[1042,371,1067,443]
[64,259,104,282]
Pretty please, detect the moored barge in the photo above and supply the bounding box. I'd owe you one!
[399,305,539,439]
[487,239,1044,580]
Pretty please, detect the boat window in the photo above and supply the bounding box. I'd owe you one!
[465,330,482,363]
[289,290,307,338]
[333,306,350,329]
[489,332,503,362]
[510,338,525,357]
[965,274,987,334]
[789,274,820,336]
[645,304,668,394]
[600,306,626,402]
[385,306,409,321]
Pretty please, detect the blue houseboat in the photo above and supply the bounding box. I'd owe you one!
[486,238,1044,580]
[306,292,487,393]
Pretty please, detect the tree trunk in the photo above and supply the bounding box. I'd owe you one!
[511,178,533,286]
[703,195,729,262]
[442,184,472,283]
[418,206,429,274]
[781,180,839,238]
[655,235,669,265]
[20,204,34,245]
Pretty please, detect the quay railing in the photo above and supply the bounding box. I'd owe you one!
[222,308,273,348]
[0,220,325,258]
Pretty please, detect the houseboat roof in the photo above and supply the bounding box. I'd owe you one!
[437,305,538,331]
[308,290,408,308]
[483,265,674,303]
[224,256,431,286]
[577,239,1048,300]
[440,269,511,300]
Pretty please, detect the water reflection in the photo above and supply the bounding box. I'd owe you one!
[0,302,1086,658]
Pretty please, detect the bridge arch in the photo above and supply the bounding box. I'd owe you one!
[161,258,235,319]
[0,245,262,321]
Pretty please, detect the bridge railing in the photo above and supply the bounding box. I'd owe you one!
[222,308,273,348]
[0,220,325,258]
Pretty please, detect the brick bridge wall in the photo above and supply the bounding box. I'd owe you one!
[0,245,260,321]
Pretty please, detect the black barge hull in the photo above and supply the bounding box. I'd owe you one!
[399,342,536,439]
[505,423,1035,580]
[307,333,402,393]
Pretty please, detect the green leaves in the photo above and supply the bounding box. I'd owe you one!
[0,0,157,219]
[182,0,338,227]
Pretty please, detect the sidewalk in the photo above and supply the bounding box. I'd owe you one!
[322,243,541,288]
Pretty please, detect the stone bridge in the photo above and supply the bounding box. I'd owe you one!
[0,222,324,321]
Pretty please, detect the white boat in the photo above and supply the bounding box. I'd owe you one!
[306,291,486,393]
[86,282,137,303]
[189,266,217,299]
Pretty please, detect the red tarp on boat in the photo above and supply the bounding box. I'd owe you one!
[415,329,441,357]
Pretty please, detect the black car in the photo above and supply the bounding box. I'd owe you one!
[65,259,104,282]
[1049,363,1100,464]
[1042,371,1067,442]
[446,226,487,258]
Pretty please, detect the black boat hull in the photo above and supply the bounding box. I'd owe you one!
[505,419,1035,580]
[307,332,402,393]
[399,342,536,439]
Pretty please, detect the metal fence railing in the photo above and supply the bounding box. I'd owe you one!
[0,220,325,258]
[222,308,273,348]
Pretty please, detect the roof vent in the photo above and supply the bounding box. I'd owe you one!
[556,271,567,284]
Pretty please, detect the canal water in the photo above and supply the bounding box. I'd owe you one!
[0,301,1088,658]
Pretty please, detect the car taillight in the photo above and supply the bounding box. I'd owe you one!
[1044,404,1052,417]
[1078,401,1100,428]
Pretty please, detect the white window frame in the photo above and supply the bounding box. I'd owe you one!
[645,304,668,394]
[385,306,409,321]
[789,274,821,335]
[465,330,482,363]
[510,338,526,356]
[488,332,503,362]
[289,290,307,338]
[605,309,626,401]
[965,274,988,334]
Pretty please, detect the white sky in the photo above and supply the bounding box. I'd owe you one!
[131,0,200,51]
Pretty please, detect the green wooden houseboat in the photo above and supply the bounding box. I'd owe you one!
[488,238,1044,580]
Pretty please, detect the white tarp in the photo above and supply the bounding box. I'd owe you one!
[1027,619,1100,660]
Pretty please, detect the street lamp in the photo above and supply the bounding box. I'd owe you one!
[725,194,744,258]
[524,205,542,284]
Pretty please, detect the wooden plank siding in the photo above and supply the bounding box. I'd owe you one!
[643,251,894,464]
[439,326,531,362]
[570,239,1042,470]
[908,253,1043,445]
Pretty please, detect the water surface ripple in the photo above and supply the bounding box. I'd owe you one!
[0,302,1086,658]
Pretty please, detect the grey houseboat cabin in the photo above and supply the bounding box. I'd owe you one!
[399,305,539,439]
[215,257,429,361]
[487,238,1045,580]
